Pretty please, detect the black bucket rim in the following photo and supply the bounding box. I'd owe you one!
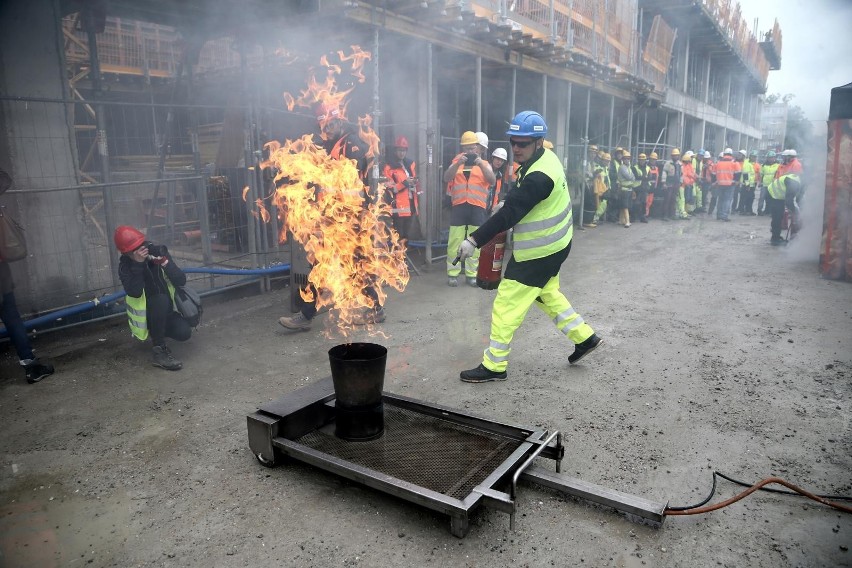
[328,342,387,362]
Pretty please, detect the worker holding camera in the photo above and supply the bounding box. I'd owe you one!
[115,226,193,371]
[442,130,496,287]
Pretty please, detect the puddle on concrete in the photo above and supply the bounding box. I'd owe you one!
[0,474,131,567]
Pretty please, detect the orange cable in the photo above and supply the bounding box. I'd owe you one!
[665,476,852,516]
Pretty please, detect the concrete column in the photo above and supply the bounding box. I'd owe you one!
[682,32,690,93]
[703,55,712,104]
[0,0,88,310]
[725,73,732,115]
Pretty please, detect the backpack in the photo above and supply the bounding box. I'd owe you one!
[173,286,203,327]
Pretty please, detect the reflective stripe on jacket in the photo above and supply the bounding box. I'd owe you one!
[383,160,418,216]
[767,174,800,200]
[714,158,738,186]
[512,149,573,262]
[125,273,176,341]
[449,165,489,208]
[760,163,780,187]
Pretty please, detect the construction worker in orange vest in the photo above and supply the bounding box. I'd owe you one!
[382,135,419,243]
[443,130,496,287]
[713,148,741,221]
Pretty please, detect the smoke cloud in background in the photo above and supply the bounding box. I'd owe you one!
[738,0,850,262]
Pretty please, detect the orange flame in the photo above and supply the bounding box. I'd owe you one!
[259,47,407,335]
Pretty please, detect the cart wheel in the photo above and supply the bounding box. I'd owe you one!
[255,452,277,468]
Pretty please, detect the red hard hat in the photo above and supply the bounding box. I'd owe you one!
[394,136,409,149]
[114,225,146,253]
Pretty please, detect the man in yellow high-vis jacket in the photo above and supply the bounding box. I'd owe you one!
[456,111,602,383]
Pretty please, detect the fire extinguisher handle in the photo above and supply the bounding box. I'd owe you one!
[452,255,461,266]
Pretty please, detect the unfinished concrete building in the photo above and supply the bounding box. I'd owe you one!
[0,0,781,320]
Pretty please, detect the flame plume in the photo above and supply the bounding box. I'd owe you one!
[260,47,409,334]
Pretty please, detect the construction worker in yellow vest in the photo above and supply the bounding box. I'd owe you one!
[443,130,496,286]
[455,111,601,382]
[757,151,780,215]
[766,174,802,246]
[586,151,611,227]
[115,226,193,371]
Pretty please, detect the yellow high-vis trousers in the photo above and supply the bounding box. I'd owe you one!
[482,275,595,372]
[447,224,480,278]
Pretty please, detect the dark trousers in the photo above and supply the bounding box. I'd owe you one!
[739,187,755,213]
[700,181,710,209]
[767,196,786,240]
[730,185,740,212]
[299,281,381,320]
[632,189,647,221]
[662,185,677,219]
[147,293,192,346]
[392,214,413,241]
[0,291,34,361]
[708,184,718,214]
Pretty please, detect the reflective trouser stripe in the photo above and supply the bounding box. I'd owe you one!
[593,198,607,222]
[676,187,687,217]
[482,275,595,372]
[447,224,480,278]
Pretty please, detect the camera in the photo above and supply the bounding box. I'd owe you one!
[144,242,165,257]
[464,152,478,166]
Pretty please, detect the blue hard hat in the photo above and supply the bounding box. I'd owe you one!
[698,148,705,155]
[506,111,547,138]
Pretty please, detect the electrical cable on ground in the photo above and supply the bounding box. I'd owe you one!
[665,471,852,516]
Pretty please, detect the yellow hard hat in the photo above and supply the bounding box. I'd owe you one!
[543,140,554,149]
[621,150,631,158]
[589,144,598,151]
[597,151,606,159]
[638,153,647,160]
[615,146,624,153]
[649,151,658,160]
[602,152,612,161]
[460,131,478,145]
[671,148,681,156]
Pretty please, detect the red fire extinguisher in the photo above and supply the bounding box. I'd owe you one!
[476,231,507,290]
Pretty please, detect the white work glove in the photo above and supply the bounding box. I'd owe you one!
[492,201,504,215]
[457,237,477,263]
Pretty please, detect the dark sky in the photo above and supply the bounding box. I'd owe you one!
[738,0,852,127]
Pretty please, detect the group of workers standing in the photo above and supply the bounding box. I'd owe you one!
[584,144,804,244]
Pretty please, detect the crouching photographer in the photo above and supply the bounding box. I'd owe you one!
[114,226,193,371]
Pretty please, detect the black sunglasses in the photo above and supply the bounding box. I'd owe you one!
[510,139,535,149]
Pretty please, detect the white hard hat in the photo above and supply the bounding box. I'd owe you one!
[475,131,488,149]
[703,151,711,159]
[787,149,797,157]
[723,147,733,155]
[492,147,508,161]
[683,150,694,158]
[738,149,747,157]
[781,149,791,156]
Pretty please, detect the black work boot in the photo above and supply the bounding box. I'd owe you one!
[24,359,54,384]
[568,334,603,364]
[460,364,507,383]
[152,345,182,371]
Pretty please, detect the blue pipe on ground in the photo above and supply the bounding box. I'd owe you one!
[0,264,291,336]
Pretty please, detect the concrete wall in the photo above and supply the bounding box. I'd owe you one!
[0,0,89,312]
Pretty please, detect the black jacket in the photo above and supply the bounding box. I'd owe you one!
[118,247,186,299]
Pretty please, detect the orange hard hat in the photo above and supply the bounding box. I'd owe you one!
[394,135,409,149]
[114,225,146,254]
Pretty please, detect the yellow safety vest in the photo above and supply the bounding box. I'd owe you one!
[125,271,177,341]
[512,149,573,262]
[760,163,780,187]
[767,174,800,200]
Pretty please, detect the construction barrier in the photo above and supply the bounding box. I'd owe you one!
[820,82,852,281]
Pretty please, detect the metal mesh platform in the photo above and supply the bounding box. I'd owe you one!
[297,405,521,500]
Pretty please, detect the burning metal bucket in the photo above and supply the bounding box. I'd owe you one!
[328,342,387,441]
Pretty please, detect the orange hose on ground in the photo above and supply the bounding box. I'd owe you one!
[665,476,852,516]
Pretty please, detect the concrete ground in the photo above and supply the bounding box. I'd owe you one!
[1,212,850,568]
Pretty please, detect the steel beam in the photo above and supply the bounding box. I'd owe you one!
[520,465,666,525]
